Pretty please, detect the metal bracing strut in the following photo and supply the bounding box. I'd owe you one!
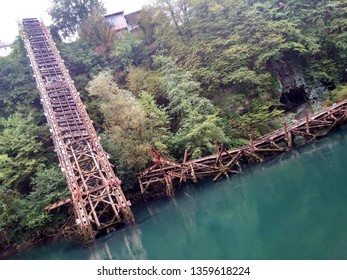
[20,18,135,242]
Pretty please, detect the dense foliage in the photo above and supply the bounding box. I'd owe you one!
[0,0,346,254]
[49,0,105,38]
[0,42,70,254]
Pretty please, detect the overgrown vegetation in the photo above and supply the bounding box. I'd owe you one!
[1,0,346,255]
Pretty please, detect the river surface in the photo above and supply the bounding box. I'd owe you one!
[13,128,347,260]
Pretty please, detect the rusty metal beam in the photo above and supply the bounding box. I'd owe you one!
[20,18,135,242]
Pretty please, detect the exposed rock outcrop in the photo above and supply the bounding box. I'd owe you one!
[267,52,326,110]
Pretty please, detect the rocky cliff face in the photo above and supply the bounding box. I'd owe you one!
[267,52,326,110]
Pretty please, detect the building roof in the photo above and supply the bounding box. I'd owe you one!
[105,10,141,18]
[104,11,125,18]
[124,10,141,17]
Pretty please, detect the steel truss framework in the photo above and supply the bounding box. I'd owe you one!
[20,18,134,242]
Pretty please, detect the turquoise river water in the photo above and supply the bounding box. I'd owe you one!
[13,128,347,260]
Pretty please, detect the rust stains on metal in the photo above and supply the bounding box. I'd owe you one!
[20,18,135,243]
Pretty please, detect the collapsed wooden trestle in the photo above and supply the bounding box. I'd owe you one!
[20,18,135,242]
[138,100,347,196]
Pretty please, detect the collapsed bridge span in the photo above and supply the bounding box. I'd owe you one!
[20,18,134,242]
[138,100,347,196]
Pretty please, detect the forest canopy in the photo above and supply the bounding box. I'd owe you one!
[1,0,346,254]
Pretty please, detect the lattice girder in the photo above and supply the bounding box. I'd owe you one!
[20,18,134,241]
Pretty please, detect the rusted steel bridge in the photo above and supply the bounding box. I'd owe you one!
[138,100,347,196]
[20,18,134,242]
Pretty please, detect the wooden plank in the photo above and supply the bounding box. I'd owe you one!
[138,99,347,197]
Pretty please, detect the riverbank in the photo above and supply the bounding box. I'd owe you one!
[10,126,347,259]
[0,182,169,259]
[4,99,347,259]
[138,100,347,196]
[0,235,54,259]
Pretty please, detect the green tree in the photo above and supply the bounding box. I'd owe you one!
[154,55,230,158]
[111,33,143,70]
[0,40,39,117]
[0,113,45,193]
[231,103,284,138]
[78,10,116,57]
[0,189,27,246]
[0,166,69,249]
[25,166,69,232]
[154,55,215,120]
[49,0,105,38]
[87,71,170,189]
[2,0,347,254]
[126,66,163,98]
[147,0,347,101]
[0,113,68,251]
[0,36,72,253]
[60,39,108,78]
[138,91,171,152]
[172,110,230,159]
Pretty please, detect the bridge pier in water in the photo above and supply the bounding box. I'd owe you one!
[20,18,135,242]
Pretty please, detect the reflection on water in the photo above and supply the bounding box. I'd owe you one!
[88,225,147,260]
[13,128,347,260]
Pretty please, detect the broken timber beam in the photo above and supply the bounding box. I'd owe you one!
[138,99,347,197]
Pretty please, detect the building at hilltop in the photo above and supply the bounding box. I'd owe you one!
[105,10,141,34]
